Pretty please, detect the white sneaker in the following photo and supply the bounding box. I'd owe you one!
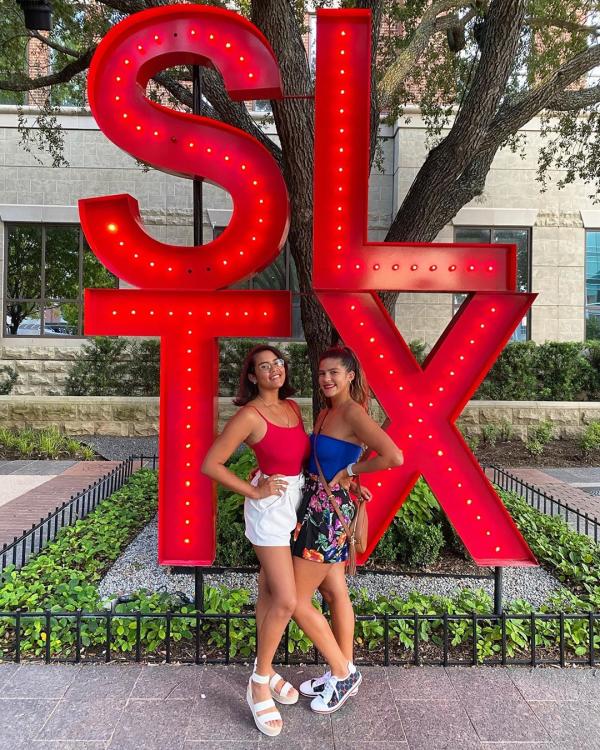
[299,669,332,697]
[310,667,362,714]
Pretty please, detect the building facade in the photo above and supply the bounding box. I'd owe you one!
[0,104,598,394]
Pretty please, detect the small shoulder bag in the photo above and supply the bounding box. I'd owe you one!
[313,416,368,575]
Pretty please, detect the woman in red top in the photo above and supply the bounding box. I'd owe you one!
[202,345,310,738]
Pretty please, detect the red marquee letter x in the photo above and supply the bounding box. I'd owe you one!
[319,292,536,566]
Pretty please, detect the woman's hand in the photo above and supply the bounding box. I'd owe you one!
[253,473,288,499]
[329,469,352,491]
[350,480,373,502]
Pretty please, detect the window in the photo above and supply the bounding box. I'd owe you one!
[213,226,302,338]
[4,224,117,337]
[453,226,531,341]
[586,231,600,340]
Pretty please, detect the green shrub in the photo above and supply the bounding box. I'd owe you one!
[215,449,257,567]
[525,419,554,457]
[0,469,158,609]
[528,419,553,445]
[465,434,480,451]
[285,342,312,396]
[476,341,538,400]
[65,337,132,396]
[481,424,499,447]
[127,339,161,396]
[408,339,429,365]
[5,468,600,662]
[535,342,594,401]
[397,478,442,525]
[525,438,544,457]
[475,341,599,401]
[372,524,400,564]
[497,419,514,442]
[0,427,96,460]
[0,364,18,395]
[581,421,600,456]
[501,489,600,594]
[396,517,445,568]
[584,340,600,399]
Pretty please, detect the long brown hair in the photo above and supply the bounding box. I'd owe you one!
[233,345,295,406]
[319,346,369,410]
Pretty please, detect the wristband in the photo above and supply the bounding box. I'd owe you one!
[346,463,356,477]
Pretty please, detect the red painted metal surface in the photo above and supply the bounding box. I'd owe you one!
[86,289,291,564]
[79,5,537,568]
[318,291,536,566]
[80,6,291,564]
[80,5,289,291]
[313,9,516,293]
[314,9,536,566]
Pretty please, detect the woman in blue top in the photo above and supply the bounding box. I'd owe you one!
[291,346,403,714]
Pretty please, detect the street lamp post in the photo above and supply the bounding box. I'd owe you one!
[17,0,52,31]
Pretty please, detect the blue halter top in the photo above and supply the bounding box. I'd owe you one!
[308,433,362,482]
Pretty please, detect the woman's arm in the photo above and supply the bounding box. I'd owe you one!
[202,409,287,500]
[201,409,261,498]
[330,402,403,487]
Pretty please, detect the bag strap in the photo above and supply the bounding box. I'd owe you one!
[313,413,355,544]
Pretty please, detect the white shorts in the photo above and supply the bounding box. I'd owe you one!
[244,472,305,547]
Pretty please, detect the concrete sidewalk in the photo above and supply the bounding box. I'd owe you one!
[2,663,600,749]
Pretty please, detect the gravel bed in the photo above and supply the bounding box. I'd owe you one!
[98,519,565,609]
[75,436,158,461]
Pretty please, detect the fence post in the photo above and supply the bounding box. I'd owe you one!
[194,568,204,612]
[494,567,503,615]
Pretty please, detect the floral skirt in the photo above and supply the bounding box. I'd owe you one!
[291,476,355,564]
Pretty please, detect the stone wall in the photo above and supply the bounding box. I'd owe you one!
[0,344,81,396]
[1,396,598,438]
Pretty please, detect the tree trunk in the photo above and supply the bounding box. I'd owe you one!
[252,0,333,419]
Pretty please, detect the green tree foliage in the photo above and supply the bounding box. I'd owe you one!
[3,0,600,404]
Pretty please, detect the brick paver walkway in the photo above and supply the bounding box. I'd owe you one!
[496,467,600,519]
[2,663,600,748]
[0,461,121,547]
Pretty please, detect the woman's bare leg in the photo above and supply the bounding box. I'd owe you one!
[292,557,350,678]
[318,563,354,663]
[251,546,297,730]
[255,567,271,642]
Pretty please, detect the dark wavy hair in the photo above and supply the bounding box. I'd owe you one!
[319,346,369,410]
[233,345,295,406]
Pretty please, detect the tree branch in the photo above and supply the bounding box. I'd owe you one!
[549,83,600,111]
[480,42,600,152]
[27,30,81,58]
[387,0,526,242]
[526,16,600,35]
[378,0,477,106]
[0,47,95,91]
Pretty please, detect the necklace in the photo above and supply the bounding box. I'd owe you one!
[257,396,290,427]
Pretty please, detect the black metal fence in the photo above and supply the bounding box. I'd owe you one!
[491,465,600,542]
[0,455,156,575]
[1,608,599,667]
[2,459,600,666]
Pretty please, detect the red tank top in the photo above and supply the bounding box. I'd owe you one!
[248,403,310,476]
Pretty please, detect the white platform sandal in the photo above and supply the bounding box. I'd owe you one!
[247,672,283,737]
[269,673,299,705]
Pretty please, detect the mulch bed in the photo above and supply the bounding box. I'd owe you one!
[362,549,489,578]
[474,437,598,467]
